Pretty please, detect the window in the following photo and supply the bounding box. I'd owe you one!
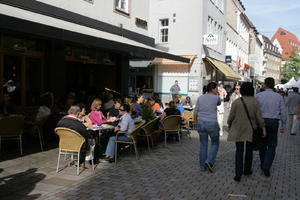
[115,0,129,14]
[159,19,169,43]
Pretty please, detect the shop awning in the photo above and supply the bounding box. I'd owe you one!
[0,3,190,63]
[152,55,197,66]
[203,56,240,81]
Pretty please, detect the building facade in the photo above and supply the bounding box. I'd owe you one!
[225,0,251,81]
[146,0,236,104]
[271,28,300,60]
[0,0,187,105]
[261,35,282,84]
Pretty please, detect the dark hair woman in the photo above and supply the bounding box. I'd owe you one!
[227,82,266,182]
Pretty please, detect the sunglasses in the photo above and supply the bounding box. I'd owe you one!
[119,108,125,111]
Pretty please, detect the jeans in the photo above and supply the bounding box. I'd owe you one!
[235,142,253,177]
[197,120,220,170]
[105,135,132,157]
[259,118,279,170]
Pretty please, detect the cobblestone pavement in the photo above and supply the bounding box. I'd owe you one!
[1,127,298,200]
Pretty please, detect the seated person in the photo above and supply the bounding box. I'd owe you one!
[57,105,94,167]
[133,95,144,118]
[77,103,91,123]
[182,96,193,108]
[108,99,122,118]
[107,99,122,126]
[100,104,135,163]
[149,98,162,116]
[89,98,108,124]
[174,98,185,115]
[160,100,181,120]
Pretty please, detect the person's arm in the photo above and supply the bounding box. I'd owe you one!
[160,112,166,120]
[118,115,129,132]
[255,102,266,137]
[227,101,236,128]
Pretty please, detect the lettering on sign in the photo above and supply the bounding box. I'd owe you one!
[203,34,218,45]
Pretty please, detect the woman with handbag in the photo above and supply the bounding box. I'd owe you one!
[227,82,266,182]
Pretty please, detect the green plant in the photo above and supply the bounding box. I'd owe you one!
[141,101,155,122]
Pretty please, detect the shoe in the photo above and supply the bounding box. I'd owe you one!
[205,162,214,173]
[244,171,253,176]
[262,168,270,177]
[290,133,296,135]
[99,157,114,163]
[234,176,241,182]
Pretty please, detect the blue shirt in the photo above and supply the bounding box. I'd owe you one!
[118,113,135,133]
[176,104,185,114]
[255,89,287,127]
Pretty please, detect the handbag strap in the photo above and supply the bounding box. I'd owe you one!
[240,97,254,131]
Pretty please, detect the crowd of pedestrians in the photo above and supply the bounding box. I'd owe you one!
[194,77,299,182]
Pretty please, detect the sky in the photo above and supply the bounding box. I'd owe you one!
[242,0,300,39]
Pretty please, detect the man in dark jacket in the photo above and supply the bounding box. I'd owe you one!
[57,105,93,166]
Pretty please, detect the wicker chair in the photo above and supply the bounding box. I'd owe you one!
[181,111,194,138]
[54,127,94,175]
[25,116,48,151]
[138,118,159,152]
[114,122,145,165]
[160,115,182,145]
[0,115,25,155]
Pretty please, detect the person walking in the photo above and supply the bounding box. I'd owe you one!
[256,77,287,177]
[286,87,300,135]
[170,80,181,100]
[227,82,266,182]
[217,83,227,136]
[194,82,221,172]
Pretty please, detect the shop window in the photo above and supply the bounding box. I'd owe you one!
[159,19,169,43]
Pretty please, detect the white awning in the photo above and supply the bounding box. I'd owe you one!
[0,3,189,63]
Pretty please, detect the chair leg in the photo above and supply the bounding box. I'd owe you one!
[19,135,23,155]
[91,159,95,172]
[77,152,80,175]
[178,130,181,143]
[37,128,44,151]
[146,136,151,152]
[56,150,61,173]
[115,142,118,166]
[165,131,167,146]
[133,143,139,160]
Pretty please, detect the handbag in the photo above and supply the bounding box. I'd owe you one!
[240,98,263,151]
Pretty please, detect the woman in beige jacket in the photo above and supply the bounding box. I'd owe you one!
[227,82,266,182]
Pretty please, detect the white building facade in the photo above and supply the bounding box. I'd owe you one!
[148,0,229,104]
[225,0,251,81]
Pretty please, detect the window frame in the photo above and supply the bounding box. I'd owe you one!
[115,0,130,15]
[159,18,169,44]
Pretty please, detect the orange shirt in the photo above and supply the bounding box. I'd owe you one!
[152,103,161,112]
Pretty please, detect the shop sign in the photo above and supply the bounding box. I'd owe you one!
[203,34,218,45]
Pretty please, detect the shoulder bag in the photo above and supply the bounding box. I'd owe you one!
[240,97,263,151]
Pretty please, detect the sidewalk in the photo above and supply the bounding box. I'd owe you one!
[0,130,299,200]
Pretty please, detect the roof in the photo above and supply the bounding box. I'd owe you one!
[271,28,300,60]
[262,35,281,57]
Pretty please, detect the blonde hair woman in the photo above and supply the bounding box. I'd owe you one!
[89,99,107,124]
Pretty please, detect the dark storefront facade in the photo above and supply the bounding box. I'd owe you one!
[0,1,189,106]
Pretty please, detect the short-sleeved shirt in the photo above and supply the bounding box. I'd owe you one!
[170,85,181,94]
[194,94,221,122]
